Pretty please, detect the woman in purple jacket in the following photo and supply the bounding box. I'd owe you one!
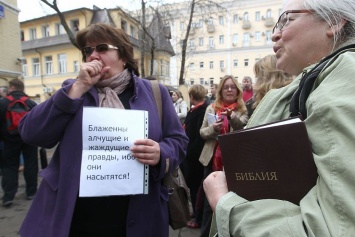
[18,23,188,237]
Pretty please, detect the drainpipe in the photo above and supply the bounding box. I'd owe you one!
[34,48,46,88]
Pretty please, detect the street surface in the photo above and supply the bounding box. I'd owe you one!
[0,148,199,237]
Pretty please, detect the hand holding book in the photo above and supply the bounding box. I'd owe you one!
[203,171,228,212]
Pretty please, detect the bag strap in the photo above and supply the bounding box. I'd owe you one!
[5,95,14,102]
[149,80,171,174]
[290,44,355,119]
[150,80,162,124]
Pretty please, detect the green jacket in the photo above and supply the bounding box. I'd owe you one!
[213,48,355,236]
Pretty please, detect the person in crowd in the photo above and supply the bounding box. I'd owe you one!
[246,54,293,116]
[0,79,38,207]
[18,23,188,237]
[0,86,7,176]
[0,85,27,174]
[241,76,253,102]
[199,75,248,237]
[209,83,217,104]
[180,84,208,229]
[171,89,188,124]
[204,0,355,236]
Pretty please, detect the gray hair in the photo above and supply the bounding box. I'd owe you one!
[303,0,355,49]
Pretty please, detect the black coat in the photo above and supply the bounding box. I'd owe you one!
[180,102,208,210]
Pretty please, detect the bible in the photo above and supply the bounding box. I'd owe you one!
[218,117,318,205]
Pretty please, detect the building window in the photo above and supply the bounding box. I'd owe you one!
[200,78,204,85]
[219,35,224,44]
[209,61,214,69]
[207,18,213,25]
[266,30,272,44]
[243,33,250,47]
[208,37,214,47]
[21,31,24,41]
[233,14,238,23]
[153,60,158,75]
[73,61,79,73]
[255,11,261,21]
[218,16,224,25]
[42,25,50,37]
[22,59,28,77]
[243,12,249,21]
[55,23,65,35]
[130,25,136,38]
[199,19,204,28]
[232,34,239,44]
[199,62,204,69]
[192,22,200,29]
[180,22,185,31]
[161,60,170,76]
[71,19,79,31]
[29,28,37,40]
[45,56,53,75]
[190,78,194,85]
[190,62,194,71]
[255,31,261,41]
[58,54,67,74]
[244,59,249,67]
[233,59,238,67]
[266,9,272,18]
[209,78,214,85]
[189,38,195,47]
[219,60,224,68]
[199,37,204,46]
[121,20,127,32]
[32,58,40,76]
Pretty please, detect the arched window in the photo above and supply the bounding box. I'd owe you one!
[243,12,249,21]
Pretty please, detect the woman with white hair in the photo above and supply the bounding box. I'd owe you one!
[204,0,355,236]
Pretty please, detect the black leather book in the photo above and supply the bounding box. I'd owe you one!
[218,117,318,205]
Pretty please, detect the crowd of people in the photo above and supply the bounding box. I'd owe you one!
[2,0,355,235]
[0,79,38,208]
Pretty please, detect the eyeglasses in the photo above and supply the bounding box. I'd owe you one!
[222,85,237,91]
[81,43,118,57]
[272,9,315,34]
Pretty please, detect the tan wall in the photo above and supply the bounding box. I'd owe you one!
[0,0,22,86]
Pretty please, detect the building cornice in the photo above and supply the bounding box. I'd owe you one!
[0,69,22,77]
[0,0,20,12]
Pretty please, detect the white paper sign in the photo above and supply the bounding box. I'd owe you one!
[79,107,149,197]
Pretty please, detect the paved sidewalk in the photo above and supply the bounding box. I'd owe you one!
[0,148,200,237]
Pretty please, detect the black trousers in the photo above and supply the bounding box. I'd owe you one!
[200,163,213,237]
[1,138,38,202]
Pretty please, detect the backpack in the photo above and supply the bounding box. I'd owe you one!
[5,95,30,135]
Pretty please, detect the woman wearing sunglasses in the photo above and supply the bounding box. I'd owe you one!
[204,0,355,236]
[18,23,188,237]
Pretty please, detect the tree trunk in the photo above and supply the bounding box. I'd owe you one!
[178,0,195,85]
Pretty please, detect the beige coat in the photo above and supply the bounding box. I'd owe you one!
[199,104,248,166]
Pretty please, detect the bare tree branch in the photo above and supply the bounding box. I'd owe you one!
[40,0,80,49]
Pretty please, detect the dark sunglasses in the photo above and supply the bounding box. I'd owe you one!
[81,43,118,57]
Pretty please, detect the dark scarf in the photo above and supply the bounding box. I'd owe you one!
[290,44,355,119]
